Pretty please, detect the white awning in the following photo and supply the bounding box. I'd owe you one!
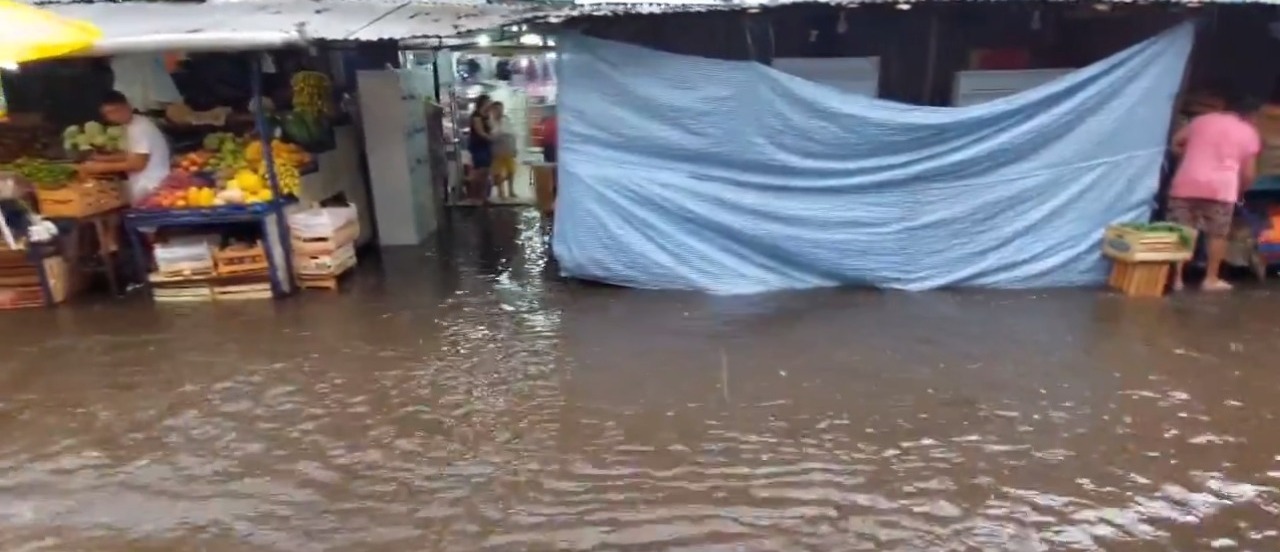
[91,32,305,56]
[27,0,544,55]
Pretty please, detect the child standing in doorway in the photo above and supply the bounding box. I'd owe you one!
[489,102,517,200]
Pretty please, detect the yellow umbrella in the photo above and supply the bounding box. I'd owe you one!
[0,0,101,65]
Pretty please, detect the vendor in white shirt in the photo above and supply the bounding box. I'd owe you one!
[77,90,171,204]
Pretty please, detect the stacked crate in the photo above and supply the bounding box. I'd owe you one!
[1102,224,1195,297]
[290,206,359,290]
[149,236,276,302]
[149,236,217,302]
[212,241,273,300]
[0,242,72,309]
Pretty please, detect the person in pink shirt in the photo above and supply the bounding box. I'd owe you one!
[1168,88,1261,292]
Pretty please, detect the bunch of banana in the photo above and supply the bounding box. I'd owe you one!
[291,71,331,116]
[259,161,301,196]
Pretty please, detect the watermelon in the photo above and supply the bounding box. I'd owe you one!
[281,111,333,152]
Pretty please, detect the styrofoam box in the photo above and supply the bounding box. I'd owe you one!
[153,236,216,265]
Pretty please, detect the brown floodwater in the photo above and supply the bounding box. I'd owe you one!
[1,208,1278,551]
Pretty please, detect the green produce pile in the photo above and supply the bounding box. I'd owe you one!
[62,121,126,153]
[203,132,247,171]
[0,157,78,189]
[1119,222,1196,248]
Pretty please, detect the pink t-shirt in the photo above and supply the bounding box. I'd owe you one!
[1170,113,1261,203]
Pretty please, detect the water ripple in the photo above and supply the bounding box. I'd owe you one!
[1,210,1279,550]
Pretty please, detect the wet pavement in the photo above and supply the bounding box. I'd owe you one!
[1,208,1279,551]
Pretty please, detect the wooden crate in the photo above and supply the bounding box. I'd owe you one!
[291,221,359,257]
[35,179,125,218]
[0,287,47,309]
[0,256,73,309]
[294,242,355,275]
[296,272,349,290]
[213,282,273,301]
[149,271,215,303]
[148,269,272,301]
[153,286,214,302]
[1102,224,1195,263]
[1108,260,1172,298]
[296,252,356,291]
[155,265,216,280]
[214,241,268,276]
[0,253,41,288]
[0,242,30,266]
[532,163,556,217]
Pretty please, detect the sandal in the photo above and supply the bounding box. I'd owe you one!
[1202,279,1233,292]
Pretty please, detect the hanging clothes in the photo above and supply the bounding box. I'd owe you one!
[110,54,181,110]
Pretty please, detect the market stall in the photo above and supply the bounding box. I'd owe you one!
[0,0,104,309]
[1,40,362,307]
[122,57,364,302]
[0,0,550,308]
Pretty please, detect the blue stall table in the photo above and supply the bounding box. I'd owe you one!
[124,201,296,297]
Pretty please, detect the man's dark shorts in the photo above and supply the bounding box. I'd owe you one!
[1167,197,1233,239]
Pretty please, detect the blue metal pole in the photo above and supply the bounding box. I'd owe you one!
[250,53,296,296]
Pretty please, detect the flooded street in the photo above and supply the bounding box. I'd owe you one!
[1,209,1278,551]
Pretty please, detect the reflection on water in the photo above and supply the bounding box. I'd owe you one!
[1,209,1278,551]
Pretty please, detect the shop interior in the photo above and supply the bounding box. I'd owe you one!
[401,27,557,208]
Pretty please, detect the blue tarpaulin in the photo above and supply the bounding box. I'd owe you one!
[552,24,1194,294]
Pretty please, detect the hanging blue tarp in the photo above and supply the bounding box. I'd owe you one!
[552,24,1194,294]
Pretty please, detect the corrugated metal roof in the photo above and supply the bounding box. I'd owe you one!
[549,0,1280,19]
[30,0,545,44]
[27,0,1274,53]
[351,2,551,40]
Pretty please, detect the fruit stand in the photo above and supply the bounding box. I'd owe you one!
[2,52,335,306]
[123,54,305,300]
[139,133,309,211]
[0,3,391,308]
